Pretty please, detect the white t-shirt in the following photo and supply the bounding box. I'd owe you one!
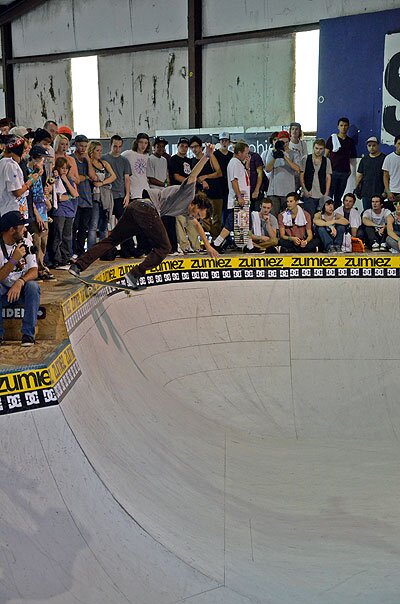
[363,208,391,226]
[0,236,37,288]
[227,157,250,209]
[336,205,362,229]
[146,154,168,189]
[0,157,26,217]
[122,150,149,198]
[289,139,308,166]
[382,152,400,193]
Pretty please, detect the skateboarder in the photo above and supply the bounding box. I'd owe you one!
[69,144,218,288]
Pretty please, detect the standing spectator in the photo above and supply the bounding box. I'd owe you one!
[43,120,58,143]
[289,122,308,165]
[0,211,40,346]
[355,136,386,211]
[212,141,250,252]
[52,157,79,268]
[54,134,79,184]
[278,192,317,253]
[214,131,233,223]
[325,117,357,208]
[0,135,40,218]
[289,121,308,191]
[383,135,400,206]
[122,133,150,199]
[102,134,132,257]
[32,128,54,178]
[249,150,265,212]
[169,136,200,253]
[313,198,349,252]
[386,196,400,253]
[247,198,279,253]
[87,141,116,249]
[27,145,55,280]
[362,195,391,251]
[189,135,223,241]
[58,126,73,141]
[0,118,14,135]
[265,131,301,217]
[72,135,96,258]
[147,136,180,255]
[335,192,362,237]
[300,138,332,218]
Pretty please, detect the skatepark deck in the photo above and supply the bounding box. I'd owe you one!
[0,256,399,603]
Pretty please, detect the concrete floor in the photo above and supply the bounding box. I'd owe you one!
[1,278,400,603]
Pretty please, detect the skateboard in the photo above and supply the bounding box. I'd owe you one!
[233,193,250,248]
[71,273,145,295]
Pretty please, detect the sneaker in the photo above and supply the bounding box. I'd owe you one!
[125,271,146,290]
[68,263,81,277]
[41,272,56,281]
[242,245,254,253]
[21,334,35,347]
[70,254,78,261]
[390,247,399,254]
[55,265,71,270]
[211,242,224,253]
[372,242,380,251]
[380,243,387,251]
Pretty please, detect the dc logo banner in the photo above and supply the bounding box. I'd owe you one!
[382,33,400,144]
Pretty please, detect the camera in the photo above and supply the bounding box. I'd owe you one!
[272,139,285,159]
[17,239,38,256]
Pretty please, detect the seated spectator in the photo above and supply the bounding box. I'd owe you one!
[362,195,391,251]
[52,157,79,268]
[0,211,40,346]
[27,145,55,281]
[265,131,301,217]
[278,192,318,252]
[0,135,41,218]
[300,138,332,218]
[386,196,400,253]
[335,192,362,237]
[313,198,349,252]
[246,199,278,253]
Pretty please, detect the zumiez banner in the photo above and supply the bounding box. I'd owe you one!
[382,32,400,145]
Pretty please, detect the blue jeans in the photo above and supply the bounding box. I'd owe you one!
[0,281,40,338]
[331,171,349,208]
[88,201,108,249]
[317,224,346,251]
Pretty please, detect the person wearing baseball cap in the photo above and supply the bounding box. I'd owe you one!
[0,135,42,218]
[58,126,73,140]
[356,135,386,210]
[0,211,40,346]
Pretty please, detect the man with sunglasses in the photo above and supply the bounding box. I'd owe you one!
[355,136,385,211]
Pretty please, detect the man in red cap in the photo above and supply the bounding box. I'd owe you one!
[264,130,301,217]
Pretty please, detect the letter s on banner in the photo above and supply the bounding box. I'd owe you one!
[382,33,400,144]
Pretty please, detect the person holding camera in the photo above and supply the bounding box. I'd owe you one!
[0,211,40,346]
[264,130,301,218]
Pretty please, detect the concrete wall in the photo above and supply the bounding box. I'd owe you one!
[98,49,188,137]
[203,0,400,36]
[202,37,294,129]
[12,0,187,57]
[14,60,72,127]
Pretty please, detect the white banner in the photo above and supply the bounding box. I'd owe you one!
[382,33,400,145]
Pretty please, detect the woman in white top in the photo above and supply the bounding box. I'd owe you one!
[122,133,150,199]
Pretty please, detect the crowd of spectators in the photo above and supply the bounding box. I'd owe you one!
[0,113,399,345]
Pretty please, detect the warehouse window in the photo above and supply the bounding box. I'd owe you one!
[295,30,319,132]
[71,56,100,138]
